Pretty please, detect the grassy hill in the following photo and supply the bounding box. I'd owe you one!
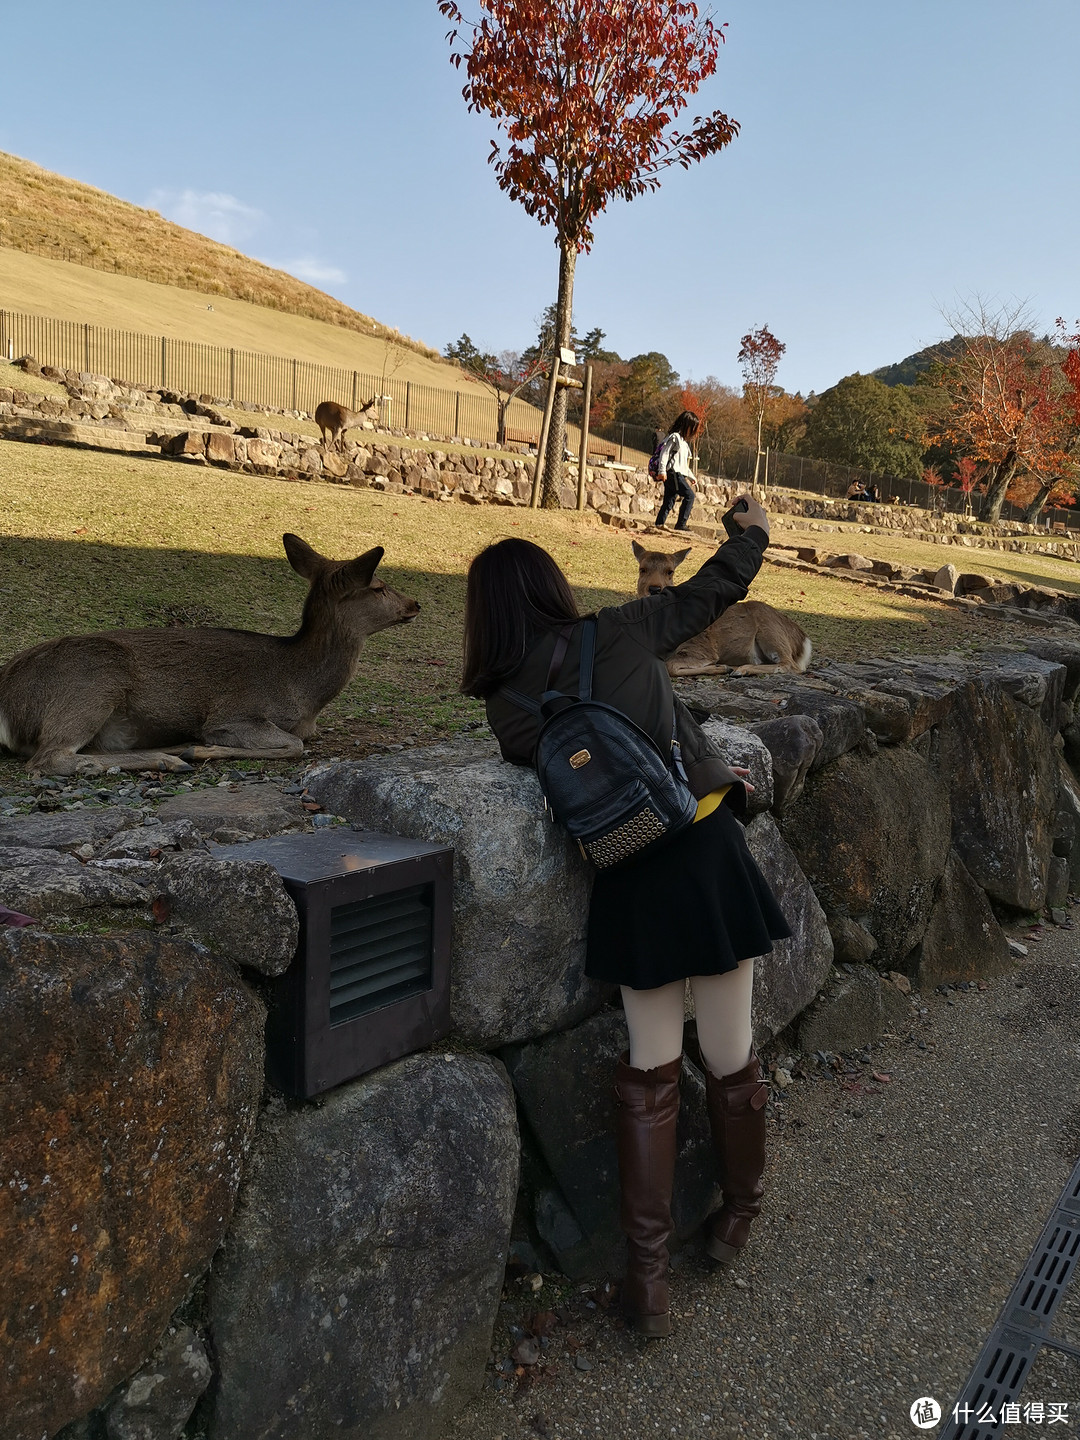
[0,149,472,387]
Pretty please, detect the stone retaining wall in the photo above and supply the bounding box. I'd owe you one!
[4,639,1078,1438]
[4,359,1079,564]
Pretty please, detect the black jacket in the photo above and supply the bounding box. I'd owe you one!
[485,526,769,811]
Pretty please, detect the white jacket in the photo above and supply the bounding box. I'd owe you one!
[657,432,693,478]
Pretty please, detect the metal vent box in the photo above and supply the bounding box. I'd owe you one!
[212,829,453,1099]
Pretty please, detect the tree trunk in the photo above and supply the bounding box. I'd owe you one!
[978,451,1019,522]
[1023,481,1053,525]
[541,242,577,509]
[496,397,507,449]
[751,407,763,488]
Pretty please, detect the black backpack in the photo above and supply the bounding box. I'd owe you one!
[500,617,697,868]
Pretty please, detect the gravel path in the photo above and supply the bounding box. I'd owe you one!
[449,920,1080,1440]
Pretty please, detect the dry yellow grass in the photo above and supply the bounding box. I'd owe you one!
[0,150,447,360]
[0,438,1045,789]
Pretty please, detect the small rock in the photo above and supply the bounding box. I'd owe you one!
[886,971,912,994]
[573,1353,593,1372]
[772,1067,793,1088]
[511,1336,541,1366]
[1007,939,1029,956]
[1050,907,1068,926]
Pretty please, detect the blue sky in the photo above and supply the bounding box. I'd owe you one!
[1,0,1076,395]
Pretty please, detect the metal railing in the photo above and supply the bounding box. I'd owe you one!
[0,307,653,470]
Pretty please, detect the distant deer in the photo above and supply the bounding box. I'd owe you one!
[0,536,419,776]
[632,540,812,677]
[315,397,379,450]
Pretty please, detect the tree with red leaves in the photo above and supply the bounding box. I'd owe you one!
[933,299,1065,522]
[439,0,739,506]
[738,325,785,488]
[1016,320,1080,523]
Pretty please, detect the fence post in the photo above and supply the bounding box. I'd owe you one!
[531,357,562,507]
[291,358,297,412]
[404,381,411,432]
[576,364,594,511]
[822,461,828,495]
[352,372,358,411]
[161,336,167,389]
[619,423,625,463]
[229,349,236,402]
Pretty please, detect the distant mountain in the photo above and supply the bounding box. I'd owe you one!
[871,338,965,388]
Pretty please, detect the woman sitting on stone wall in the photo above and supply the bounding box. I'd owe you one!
[460,496,791,1338]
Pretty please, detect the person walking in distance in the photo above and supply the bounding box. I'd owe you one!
[654,410,701,531]
[461,495,791,1338]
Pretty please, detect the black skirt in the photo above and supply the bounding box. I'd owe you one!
[585,801,792,990]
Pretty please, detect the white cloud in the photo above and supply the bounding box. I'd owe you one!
[146,188,265,247]
[265,256,348,286]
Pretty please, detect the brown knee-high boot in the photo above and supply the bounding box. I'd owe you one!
[614,1052,682,1338]
[704,1050,768,1265]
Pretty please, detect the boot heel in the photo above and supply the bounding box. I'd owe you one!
[633,1310,672,1338]
[705,1235,739,1266]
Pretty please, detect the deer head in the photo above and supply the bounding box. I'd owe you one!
[631,539,692,597]
[283,534,420,651]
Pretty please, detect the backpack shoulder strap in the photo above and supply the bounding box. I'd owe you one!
[578,616,597,701]
[500,686,541,717]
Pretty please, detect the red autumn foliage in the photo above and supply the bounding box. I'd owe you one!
[439,0,739,503]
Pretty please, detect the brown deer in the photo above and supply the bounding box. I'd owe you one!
[0,536,419,776]
[315,397,379,450]
[632,540,812,677]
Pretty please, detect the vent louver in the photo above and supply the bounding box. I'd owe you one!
[329,884,434,1025]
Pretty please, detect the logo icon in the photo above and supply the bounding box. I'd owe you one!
[910,1397,941,1429]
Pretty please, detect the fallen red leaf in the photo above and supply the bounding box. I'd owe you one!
[871,1071,892,1083]
[152,897,171,924]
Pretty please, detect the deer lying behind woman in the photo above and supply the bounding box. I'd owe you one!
[632,540,811,677]
[0,535,419,776]
[315,397,378,449]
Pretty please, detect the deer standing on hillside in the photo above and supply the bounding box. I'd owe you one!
[315,397,379,450]
[632,540,812,677]
[0,536,419,775]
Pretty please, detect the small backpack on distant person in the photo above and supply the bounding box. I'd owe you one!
[500,617,697,868]
[648,434,668,481]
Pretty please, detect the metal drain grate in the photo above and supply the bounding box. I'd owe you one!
[940,1157,1080,1438]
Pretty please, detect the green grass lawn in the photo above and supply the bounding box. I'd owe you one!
[0,440,1058,785]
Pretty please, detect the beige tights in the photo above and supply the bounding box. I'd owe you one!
[620,963,755,1079]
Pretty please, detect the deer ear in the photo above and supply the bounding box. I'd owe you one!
[282,534,324,579]
[673,548,692,568]
[337,545,385,589]
[631,540,645,560]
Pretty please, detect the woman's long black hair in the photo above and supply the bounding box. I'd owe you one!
[668,409,702,439]
[461,538,579,697]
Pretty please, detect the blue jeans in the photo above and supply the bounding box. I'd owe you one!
[656,473,695,528]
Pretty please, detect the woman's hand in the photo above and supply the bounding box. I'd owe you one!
[731,494,769,538]
[731,765,755,795]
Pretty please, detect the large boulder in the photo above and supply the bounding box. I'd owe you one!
[912,849,1014,988]
[501,1009,719,1280]
[103,1325,213,1440]
[931,681,1057,911]
[302,746,606,1048]
[0,810,138,851]
[797,965,913,1053]
[780,747,951,971]
[207,1053,519,1440]
[158,851,299,977]
[0,930,263,1440]
[772,689,866,769]
[154,783,308,841]
[743,813,834,1038]
[0,845,150,920]
[748,714,824,810]
[699,716,773,814]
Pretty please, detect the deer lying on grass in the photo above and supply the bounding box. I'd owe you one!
[0,536,419,776]
[315,397,379,450]
[632,540,812,677]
